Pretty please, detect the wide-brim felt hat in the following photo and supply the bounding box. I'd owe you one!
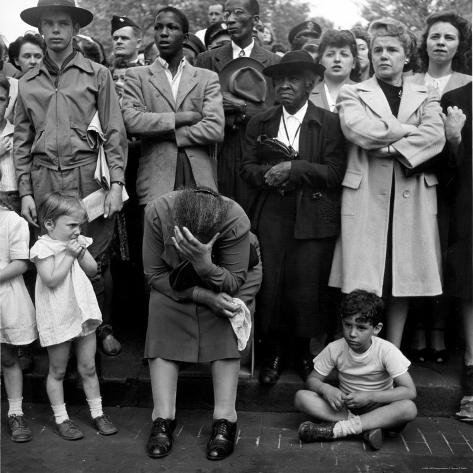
[21,0,93,28]
[263,50,325,78]
[219,57,267,104]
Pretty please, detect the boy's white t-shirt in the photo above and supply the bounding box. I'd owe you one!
[313,336,411,395]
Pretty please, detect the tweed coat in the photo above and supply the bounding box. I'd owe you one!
[195,43,280,210]
[328,77,446,297]
[121,59,225,205]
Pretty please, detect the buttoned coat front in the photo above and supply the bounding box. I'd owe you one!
[121,60,225,205]
[329,77,446,297]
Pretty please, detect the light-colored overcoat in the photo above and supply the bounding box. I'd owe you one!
[121,60,224,205]
[408,71,472,96]
[329,77,446,297]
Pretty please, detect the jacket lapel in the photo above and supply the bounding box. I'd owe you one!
[309,81,329,110]
[397,79,428,122]
[357,76,392,118]
[213,43,233,73]
[175,64,198,110]
[250,44,272,66]
[148,61,175,110]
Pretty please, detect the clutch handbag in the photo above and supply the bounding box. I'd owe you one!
[257,134,299,165]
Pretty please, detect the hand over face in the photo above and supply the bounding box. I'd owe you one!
[264,161,291,187]
[66,238,86,258]
[172,226,219,271]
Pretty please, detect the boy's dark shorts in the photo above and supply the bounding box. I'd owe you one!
[349,402,386,416]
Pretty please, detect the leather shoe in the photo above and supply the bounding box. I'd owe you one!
[295,358,313,382]
[259,355,283,385]
[93,414,118,436]
[298,421,336,443]
[8,415,32,443]
[146,418,176,459]
[207,419,237,461]
[362,428,383,450]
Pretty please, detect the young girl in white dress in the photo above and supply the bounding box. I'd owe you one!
[30,192,117,440]
[0,197,37,443]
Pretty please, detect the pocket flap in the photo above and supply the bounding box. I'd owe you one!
[342,170,363,190]
[424,173,439,187]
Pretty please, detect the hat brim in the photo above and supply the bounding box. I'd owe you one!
[263,62,325,78]
[21,5,93,28]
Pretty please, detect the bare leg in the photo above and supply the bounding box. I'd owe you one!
[294,390,347,422]
[1,344,23,400]
[359,400,417,431]
[386,298,409,348]
[462,301,473,365]
[211,359,240,422]
[46,341,72,406]
[148,358,179,420]
[75,333,100,400]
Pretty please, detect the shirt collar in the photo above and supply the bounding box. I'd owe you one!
[231,39,254,57]
[282,101,308,123]
[0,120,14,138]
[157,55,187,72]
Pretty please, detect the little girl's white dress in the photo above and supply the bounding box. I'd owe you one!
[0,209,37,345]
[30,234,102,347]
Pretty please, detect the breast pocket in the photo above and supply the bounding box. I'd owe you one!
[341,170,363,216]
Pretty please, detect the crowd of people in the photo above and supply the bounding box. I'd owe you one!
[0,0,471,462]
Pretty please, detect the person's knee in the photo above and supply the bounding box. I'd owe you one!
[1,350,18,369]
[77,360,96,379]
[49,364,67,380]
[294,389,319,411]
[397,399,417,422]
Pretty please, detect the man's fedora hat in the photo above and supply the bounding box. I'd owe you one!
[219,57,267,104]
[263,50,325,78]
[21,0,93,28]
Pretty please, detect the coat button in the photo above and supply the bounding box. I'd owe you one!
[402,190,410,198]
[312,192,322,200]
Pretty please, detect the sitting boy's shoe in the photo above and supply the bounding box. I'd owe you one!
[8,415,33,443]
[93,414,118,436]
[384,422,408,438]
[455,396,473,422]
[298,421,336,443]
[55,419,84,440]
[362,428,383,450]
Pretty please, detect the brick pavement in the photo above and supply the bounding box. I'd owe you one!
[2,404,472,473]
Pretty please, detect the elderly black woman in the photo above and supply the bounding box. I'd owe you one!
[240,50,346,385]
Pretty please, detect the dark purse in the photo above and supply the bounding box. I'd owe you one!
[257,134,299,165]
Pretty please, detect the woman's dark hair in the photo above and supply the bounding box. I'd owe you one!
[8,33,46,70]
[173,187,230,244]
[156,6,189,34]
[340,290,385,326]
[418,11,471,74]
[317,29,361,82]
[351,26,370,50]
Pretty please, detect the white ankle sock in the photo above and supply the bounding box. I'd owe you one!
[8,397,23,417]
[333,415,362,438]
[86,397,103,419]
[51,403,69,424]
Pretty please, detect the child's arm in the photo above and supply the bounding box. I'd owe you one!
[306,370,345,412]
[344,372,417,410]
[77,249,98,277]
[35,239,83,288]
[0,260,29,283]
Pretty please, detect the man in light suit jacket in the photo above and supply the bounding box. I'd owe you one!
[195,0,279,210]
[122,6,225,208]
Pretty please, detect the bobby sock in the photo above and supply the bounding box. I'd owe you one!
[86,397,103,419]
[51,403,69,424]
[8,398,23,417]
[333,415,363,438]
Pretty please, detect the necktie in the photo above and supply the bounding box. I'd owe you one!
[239,49,246,57]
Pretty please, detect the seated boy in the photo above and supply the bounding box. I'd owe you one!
[294,290,417,450]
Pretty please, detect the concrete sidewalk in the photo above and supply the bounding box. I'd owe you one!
[2,403,472,473]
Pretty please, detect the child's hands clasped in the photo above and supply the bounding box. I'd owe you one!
[65,238,86,259]
[343,391,372,410]
[322,385,345,411]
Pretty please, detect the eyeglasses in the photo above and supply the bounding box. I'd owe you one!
[223,8,251,20]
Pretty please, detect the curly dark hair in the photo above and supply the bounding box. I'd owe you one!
[340,290,384,326]
[8,33,46,71]
[418,11,471,74]
[172,187,231,244]
[316,29,361,82]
